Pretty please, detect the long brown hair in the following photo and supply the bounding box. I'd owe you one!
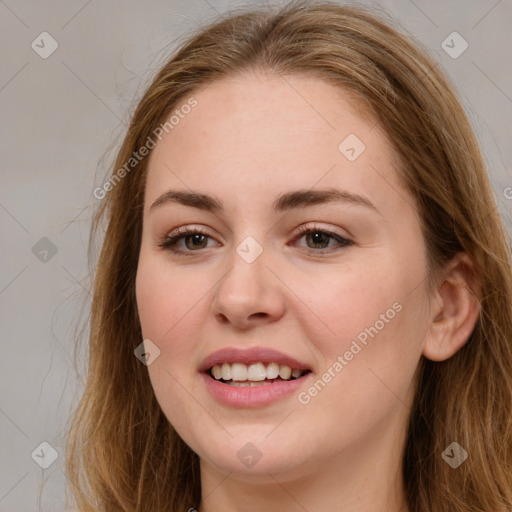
[65,1,512,510]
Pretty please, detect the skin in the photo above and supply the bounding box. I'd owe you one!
[135,72,480,512]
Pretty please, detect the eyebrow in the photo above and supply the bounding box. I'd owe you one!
[148,188,380,214]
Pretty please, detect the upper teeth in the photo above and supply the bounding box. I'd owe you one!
[210,362,305,381]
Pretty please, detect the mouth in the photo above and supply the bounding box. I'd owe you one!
[207,362,311,387]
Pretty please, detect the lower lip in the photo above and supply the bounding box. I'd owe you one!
[201,372,312,408]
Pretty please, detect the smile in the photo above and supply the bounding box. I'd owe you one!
[209,362,309,386]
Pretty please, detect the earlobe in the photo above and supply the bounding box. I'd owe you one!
[422,253,481,362]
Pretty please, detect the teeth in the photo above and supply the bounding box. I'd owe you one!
[228,380,274,387]
[221,363,232,380]
[212,365,222,379]
[291,368,302,378]
[209,362,307,382]
[247,362,267,381]
[266,362,280,379]
[279,365,292,380]
[231,363,247,381]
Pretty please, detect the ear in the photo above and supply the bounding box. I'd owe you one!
[422,252,481,362]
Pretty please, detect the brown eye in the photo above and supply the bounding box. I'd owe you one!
[159,228,216,254]
[304,231,332,249]
[294,226,353,253]
[159,225,353,256]
[183,233,208,250]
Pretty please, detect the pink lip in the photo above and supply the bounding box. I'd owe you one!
[201,372,313,408]
[199,346,313,408]
[199,346,311,373]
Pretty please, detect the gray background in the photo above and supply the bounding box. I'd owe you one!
[1,0,511,510]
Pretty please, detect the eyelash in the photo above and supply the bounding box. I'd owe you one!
[158,224,353,256]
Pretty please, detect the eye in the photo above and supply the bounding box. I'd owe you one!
[292,224,353,253]
[158,224,353,255]
[158,227,216,254]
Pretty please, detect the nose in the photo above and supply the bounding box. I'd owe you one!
[211,242,286,330]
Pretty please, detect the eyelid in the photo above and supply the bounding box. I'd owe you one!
[293,222,351,240]
[289,223,353,253]
[163,222,349,241]
[159,222,353,254]
[167,224,215,239]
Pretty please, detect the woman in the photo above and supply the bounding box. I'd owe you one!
[66,1,512,511]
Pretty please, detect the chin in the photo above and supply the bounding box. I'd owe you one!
[193,435,317,482]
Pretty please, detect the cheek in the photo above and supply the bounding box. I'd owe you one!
[135,254,208,344]
[295,261,404,349]
[135,257,205,430]
[135,257,200,397]
[294,257,424,400]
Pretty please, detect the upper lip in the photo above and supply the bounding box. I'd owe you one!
[199,347,312,373]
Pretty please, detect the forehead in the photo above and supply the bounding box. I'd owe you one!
[145,72,410,220]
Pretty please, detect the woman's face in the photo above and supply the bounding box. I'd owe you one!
[136,72,432,482]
